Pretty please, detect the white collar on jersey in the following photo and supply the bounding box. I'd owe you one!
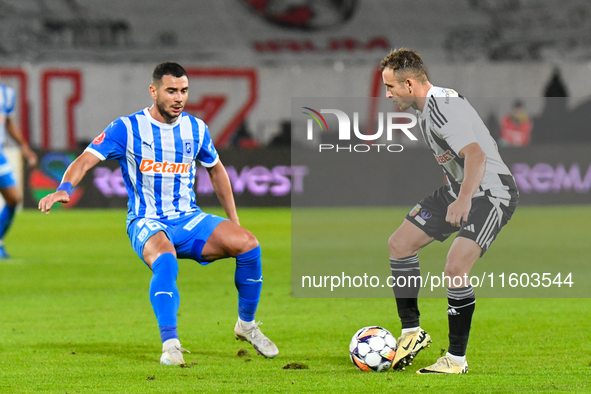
[143,107,183,128]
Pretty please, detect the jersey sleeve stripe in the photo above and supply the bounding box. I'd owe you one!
[428,101,446,127]
[429,112,443,128]
[84,147,106,161]
[430,97,448,123]
[199,155,219,168]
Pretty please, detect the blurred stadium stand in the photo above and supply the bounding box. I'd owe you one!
[1,0,590,149]
[0,0,590,207]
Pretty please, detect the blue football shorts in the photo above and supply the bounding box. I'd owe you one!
[0,153,17,189]
[127,210,227,266]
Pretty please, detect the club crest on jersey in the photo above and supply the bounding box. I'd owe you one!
[93,131,106,145]
[182,140,193,157]
[409,204,421,217]
[139,159,191,176]
[435,150,455,164]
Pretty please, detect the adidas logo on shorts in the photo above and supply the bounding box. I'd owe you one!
[463,224,475,233]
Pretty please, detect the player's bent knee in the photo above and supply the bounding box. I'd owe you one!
[444,262,463,281]
[444,257,472,285]
[388,233,413,259]
[236,230,259,255]
[387,233,399,255]
[143,231,176,267]
[1,188,21,207]
[7,196,21,207]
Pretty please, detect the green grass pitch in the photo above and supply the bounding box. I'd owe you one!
[0,207,589,393]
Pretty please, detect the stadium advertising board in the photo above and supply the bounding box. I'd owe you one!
[25,148,298,209]
[502,147,591,204]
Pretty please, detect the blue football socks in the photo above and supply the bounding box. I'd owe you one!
[0,205,16,240]
[149,253,180,343]
[235,246,263,322]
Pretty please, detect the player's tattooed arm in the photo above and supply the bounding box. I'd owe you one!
[38,151,101,214]
[445,142,486,226]
[207,160,240,225]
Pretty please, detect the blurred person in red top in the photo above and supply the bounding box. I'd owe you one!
[499,100,533,147]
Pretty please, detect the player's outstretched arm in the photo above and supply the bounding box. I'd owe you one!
[6,117,37,168]
[207,160,240,225]
[445,142,487,226]
[38,151,101,214]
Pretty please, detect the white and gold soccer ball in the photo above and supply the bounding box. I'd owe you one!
[349,326,397,372]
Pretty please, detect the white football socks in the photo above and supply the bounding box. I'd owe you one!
[401,326,420,335]
[239,318,256,330]
[447,352,466,364]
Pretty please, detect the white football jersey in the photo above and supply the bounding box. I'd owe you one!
[417,86,515,201]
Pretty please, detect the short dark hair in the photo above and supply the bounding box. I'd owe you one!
[379,48,428,83]
[152,62,188,83]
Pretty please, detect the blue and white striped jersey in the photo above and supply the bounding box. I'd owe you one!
[85,108,219,223]
[0,83,17,151]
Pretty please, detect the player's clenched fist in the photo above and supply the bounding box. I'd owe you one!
[38,191,70,214]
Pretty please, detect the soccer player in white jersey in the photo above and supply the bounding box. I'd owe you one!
[380,49,518,374]
[38,62,278,364]
[0,83,38,258]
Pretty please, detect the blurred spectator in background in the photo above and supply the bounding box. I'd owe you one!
[544,68,568,98]
[534,68,569,144]
[231,122,260,149]
[498,100,532,147]
[269,120,291,147]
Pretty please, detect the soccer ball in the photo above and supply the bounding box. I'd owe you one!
[349,326,397,372]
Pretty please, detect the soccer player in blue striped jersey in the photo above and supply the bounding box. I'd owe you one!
[0,83,38,258]
[38,62,278,364]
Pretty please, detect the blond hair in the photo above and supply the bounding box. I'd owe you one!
[379,48,428,83]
